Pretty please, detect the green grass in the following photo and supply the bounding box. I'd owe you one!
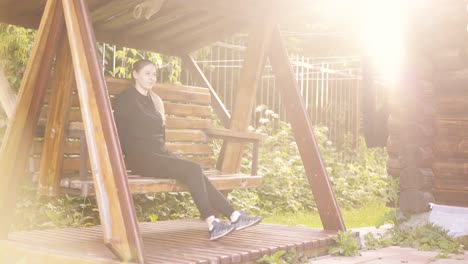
[263,202,390,229]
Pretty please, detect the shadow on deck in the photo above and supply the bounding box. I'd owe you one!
[0,220,340,263]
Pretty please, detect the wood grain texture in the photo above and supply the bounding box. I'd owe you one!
[1,221,339,264]
[62,0,144,262]
[268,25,345,231]
[0,0,64,238]
[182,54,231,127]
[61,174,262,196]
[38,35,75,196]
[218,21,273,173]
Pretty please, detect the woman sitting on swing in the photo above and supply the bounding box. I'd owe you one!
[114,59,262,240]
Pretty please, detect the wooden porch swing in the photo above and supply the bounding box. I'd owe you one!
[0,0,346,263]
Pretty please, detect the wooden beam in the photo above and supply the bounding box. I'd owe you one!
[37,34,74,197]
[218,21,274,173]
[62,0,145,262]
[182,54,230,127]
[268,25,345,231]
[0,0,64,238]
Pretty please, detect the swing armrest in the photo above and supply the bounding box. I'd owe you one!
[203,128,265,142]
[203,128,266,176]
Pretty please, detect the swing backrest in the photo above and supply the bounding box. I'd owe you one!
[33,77,262,196]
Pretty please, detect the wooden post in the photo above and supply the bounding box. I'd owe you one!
[0,0,64,238]
[38,34,74,196]
[268,25,345,231]
[62,0,145,262]
[182,54,231,127]
[218,21,274,173]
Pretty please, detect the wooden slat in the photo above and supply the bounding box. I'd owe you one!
[164,102,212,117]
[44,85,211,106]
[166,143,212,155]
[205,128,264,141]
[106,77,210,95]
[433,189,468,207]
[32,154,216,173]
[62,0,144,262]
[38,34,75,196]
[65,117,212,131]
[0,0,64,238]
[165,130,207,142]
[433,178,468,191]
[57,102,212,122]
[433,136,468,158]
[41,102,212,124]
[42,116,212,131]
[433,159,468,177]
[434,96,468,116]
[0,220,337,263]
[61,174,262,196]
[44,91,80,106]
[268,25,345,231]
[166,117,211,129]
[156,86,211,105]
[33,139,81,155]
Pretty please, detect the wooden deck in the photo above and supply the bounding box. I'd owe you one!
[0,220,340,264]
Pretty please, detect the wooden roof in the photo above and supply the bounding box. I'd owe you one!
[0,0,304,56]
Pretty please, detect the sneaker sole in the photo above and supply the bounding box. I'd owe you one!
[235,218,262,231]
[209,226,235,241]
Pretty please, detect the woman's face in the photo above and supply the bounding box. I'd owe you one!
[133,63,157,91]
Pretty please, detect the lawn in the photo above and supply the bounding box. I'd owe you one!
[263,202,390,229]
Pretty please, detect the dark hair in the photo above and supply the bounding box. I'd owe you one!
[132,59,156,78]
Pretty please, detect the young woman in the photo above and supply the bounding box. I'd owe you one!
[113,59,262,240]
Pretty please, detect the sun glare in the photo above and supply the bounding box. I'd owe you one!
[357,0,407,83]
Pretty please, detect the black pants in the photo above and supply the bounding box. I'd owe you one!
[128,152,235,219]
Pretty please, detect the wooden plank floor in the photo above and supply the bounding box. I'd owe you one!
[0,220,339,264]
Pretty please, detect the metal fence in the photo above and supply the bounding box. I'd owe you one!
[99,40,362,147]
[179,41,362,146]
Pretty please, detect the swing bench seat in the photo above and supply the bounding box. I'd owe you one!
[34,77,264,197]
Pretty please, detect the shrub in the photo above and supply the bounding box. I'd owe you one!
[230,107,388,216]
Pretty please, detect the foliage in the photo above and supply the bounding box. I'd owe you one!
[263,202,389,229]
[363,223,462,258]
[106,44,180,83]
[0,24,36,91]
[229,107,389,216]
[0,24,36,143]
[328,231,360,256]
[13,186,202,230]
[132,192,199,222]
[13,185,99,231]
[257,248,308,264]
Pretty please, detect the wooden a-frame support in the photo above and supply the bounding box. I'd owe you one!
[0,0,145,262]
[214,24,345,230]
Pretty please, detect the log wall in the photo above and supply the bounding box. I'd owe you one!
[387,0,468,211]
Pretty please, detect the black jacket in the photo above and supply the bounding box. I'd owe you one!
[113,87,166,166]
